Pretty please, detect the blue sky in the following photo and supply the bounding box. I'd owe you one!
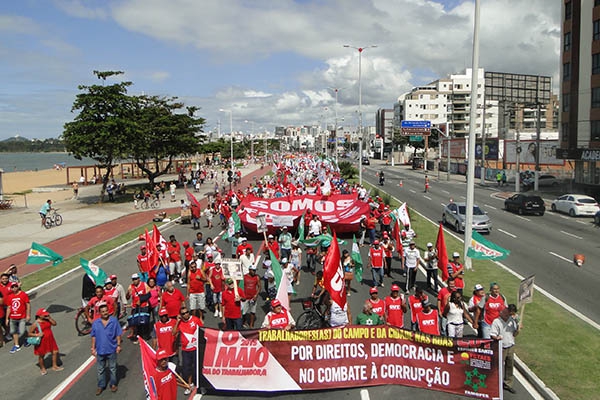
[0,0,560,140]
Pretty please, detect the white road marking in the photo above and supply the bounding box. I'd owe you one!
[498,229,517,238]
[409,189,416,194]
[515,215,530,222]
[484,204,496,210]
[41,356,96,400]
[576,220,587,225]
[550,252,573,263]
[441,190,450,194]
[423,195,432,200]
[360,389,371,400]
[560,230,583,240]
[559,215,570,220]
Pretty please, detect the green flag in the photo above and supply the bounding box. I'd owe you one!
[300,234,345,247]
[80,258,108,286]
[26,242,63,266]
[222,210,242,241]
[467,231,510,261]
[297,212,305,241]
[268,249,295,294]
[351,235,363,283]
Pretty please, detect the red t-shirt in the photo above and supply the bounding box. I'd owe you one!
[267,241,280,260]
[417,309,440,335]
[184,247,194,262]
[385,295,405,328]
[437,287,455,314]
[87,295,115,320]
[188,270,205,294]
[167,242,181,262]
[369,248,385,268]
[130,281,149,307]
[137,253,152,273]
[237,243,253,257]
[154,319,177,356]
[7,290,29,319]
[482,295,507,325]
[209,267,224,293]
[369,298,385,318]
[243,274,260,299]
[222,287,245,319]
[161,289,185,318]
[267,309,291,329]
[0,284,11,318]
[179,316,203,352]
[151,368,177,399]
[408,294,425,323]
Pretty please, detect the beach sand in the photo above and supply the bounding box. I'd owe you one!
[2,168,78,208]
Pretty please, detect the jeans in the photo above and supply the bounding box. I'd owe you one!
[226,317,243,331]
[480,321,492,339]
[182,350,197,384]
[306,253,317,271]
[371,267,384,286]
[96,352,117,389]
[368,229,376,244]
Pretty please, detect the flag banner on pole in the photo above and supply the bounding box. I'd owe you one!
[297,212,305,241]
[26,242,63,266]
[80,258,107,286]
[396,202,411,228]
[184,189,202,209]
[467,231,510,261]
[351,235,363,283]
[222,210,241,241]
[392,219,404,254]
[139,337,158,400]
[145,229,159,270]
[436,224,449,281]
[300,234,345,247]
[199,327,501,398]
[268,250,295,300]
[322,231,346,310]
[152,224,168,260]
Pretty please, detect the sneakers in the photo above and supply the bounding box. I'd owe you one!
[181,283,187,288]
[9,345,21,354]
[184,383,195,395]
[218,310,222,318]
[214,310,219,317]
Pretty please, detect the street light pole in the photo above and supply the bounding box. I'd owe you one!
[219,108,234,171]
[245,120,255,161]
[344,44,377,185]
[328,87,344,166]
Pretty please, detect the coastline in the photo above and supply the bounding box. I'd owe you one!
[2,168,68,193]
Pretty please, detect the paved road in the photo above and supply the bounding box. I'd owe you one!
[366,163,600,326]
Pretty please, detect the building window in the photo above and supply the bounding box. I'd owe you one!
[594,54,600,74]
[596,0,600,7]
[563,93,570,111]
[592,121,600,140]
[565,1,572,20]
[595,21,600,41]
[563,62,572,80]
[593,88,600,108]
[564,32,572,51]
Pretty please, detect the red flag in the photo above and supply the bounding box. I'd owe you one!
[392,219,404,254]
[436,223,449,281]
[139,337,158,400]
[185,189,202,209]
[322,231,347,310]
[145,229,158,271]
[153,224,168,261]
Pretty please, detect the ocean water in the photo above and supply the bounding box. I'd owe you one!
[0,152,97,172]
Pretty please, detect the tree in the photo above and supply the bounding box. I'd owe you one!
[62,71,137,202]
[129,95,205,187]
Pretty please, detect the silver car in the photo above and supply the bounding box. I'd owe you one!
[442,202,492,234]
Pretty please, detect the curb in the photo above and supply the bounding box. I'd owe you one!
[514,355,560,400]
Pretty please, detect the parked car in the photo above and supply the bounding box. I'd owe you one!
[504,194,545,216]
[551,194,600,217]
[442,202,492,234]
[538,174,560,187]
[361,157,370,165]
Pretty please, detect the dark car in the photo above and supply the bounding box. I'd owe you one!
[361,157,370,165]
[504,194,545,216]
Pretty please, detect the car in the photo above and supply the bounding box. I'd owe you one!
[538,174,560,187]
[595,210,600,225]
[442,202,492,234]
[504,194,545,216]
[361,157,370,165]
[551,194,600,217]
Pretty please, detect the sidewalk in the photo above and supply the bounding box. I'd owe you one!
[0,164,266,276]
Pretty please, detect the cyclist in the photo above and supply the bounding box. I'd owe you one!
[39,199,52,228]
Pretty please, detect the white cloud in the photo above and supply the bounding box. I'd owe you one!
[53,0,108,20]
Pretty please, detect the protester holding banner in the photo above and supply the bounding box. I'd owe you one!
[366,287,385,320]
[174,306,202,394]
[468,284,486,338]
[355,301,384,326]
[221,278,245,330]
[474,283,508,339]
[408,287,427,331]
[368,240,385,287]
[437,277,457,336]
[242,265,261,328]
[490,304,520,394]
[151,349,181,399]
[327,296,350,327]
[384,284,407,328]
[416,298,440,335]
[443,291,473,338]
[152,308,178,364]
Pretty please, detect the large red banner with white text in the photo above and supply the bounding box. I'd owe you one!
[201,327,501,398]
[238,194,370,233]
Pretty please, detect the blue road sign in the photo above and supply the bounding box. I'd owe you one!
[401,120,431,136]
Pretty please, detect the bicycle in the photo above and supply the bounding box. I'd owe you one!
[44,209,63,229]
[140,197,160,209]
[75,300,92,336]
[296,298,329,330]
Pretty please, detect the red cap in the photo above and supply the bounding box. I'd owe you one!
[183,241,189,246]
[156,349,170,360]
[36,308,50,317]
[140,245,147,250]
[382,232,389,238]
[373,240,380,245]
[109,274,117,280]
[10,282,19,288]
[369,287,378,294]
[271,299,282,307]
[391,284,400,292]
[158,308,168,316]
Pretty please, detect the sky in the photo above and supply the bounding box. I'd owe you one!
[0,0,561,140]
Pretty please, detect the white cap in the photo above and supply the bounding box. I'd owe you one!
[426,242,433,247]
[281,258,288,263]
[267,234,274,239]
[452,252,460,258]
[241,237,247,241]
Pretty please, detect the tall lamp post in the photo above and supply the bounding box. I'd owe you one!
[245,119,255,161]
[219,108,234,171]
[328,87,344,166]
[344,44,377,185]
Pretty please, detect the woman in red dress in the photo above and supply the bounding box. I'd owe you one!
[28,308,63,375]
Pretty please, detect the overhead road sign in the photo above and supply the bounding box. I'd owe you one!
[401,120,431,136]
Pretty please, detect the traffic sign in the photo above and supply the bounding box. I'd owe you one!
[409,135,423,142]
[401,120,431,136]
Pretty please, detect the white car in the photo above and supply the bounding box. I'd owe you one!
[551,194,600,217]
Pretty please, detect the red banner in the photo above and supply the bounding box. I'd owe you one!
[201,327,501,398]
[238,194,370,234]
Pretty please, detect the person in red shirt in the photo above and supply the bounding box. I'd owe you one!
[261,299,295,330]
[160,282,186,319]
[266,234,280,260]
[126,273,151,343]
[369,240,385,287]
[367,287,385,321]
[85,286,116,322]
[150,349,182,399]
[6,282,30,353]
[242,265,261,328]
[474,282,508,339]
[0,273,11,347]
[437,277,457,336]
[408,287,427,331]
[417,299,440,335]
[236,238,253,258]
[152,308,177,361]
[167,235,183,285]
[181,241,194,288]
[187,261,206,319]
[191,204,201,230]
[447,252,465,294]
[222,278,245,330]
[137,245,152,283]
[174,307,203,394]
[384,284,407,328]
[208,261,225,318]
[468,284,486,338]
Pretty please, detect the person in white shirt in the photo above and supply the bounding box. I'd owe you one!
[490,304,520,394]
[403,240,423,292]
[308,215,322,237]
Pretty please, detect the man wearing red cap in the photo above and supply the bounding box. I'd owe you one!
[152,308,177,363]
[261,299,295,330]
[182,241,194,288]
[6,282,30,353]
[150,349,180,399]
[137,245,152,283]
[384,284,407,328]
[368,240,385,287]
[366,287,385,321]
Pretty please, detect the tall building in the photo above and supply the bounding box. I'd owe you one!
[558,0,600,192]
[375,108,394,158]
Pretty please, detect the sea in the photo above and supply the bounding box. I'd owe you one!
[0,152,97,172]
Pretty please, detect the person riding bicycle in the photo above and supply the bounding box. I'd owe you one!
[39,199,52,228]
